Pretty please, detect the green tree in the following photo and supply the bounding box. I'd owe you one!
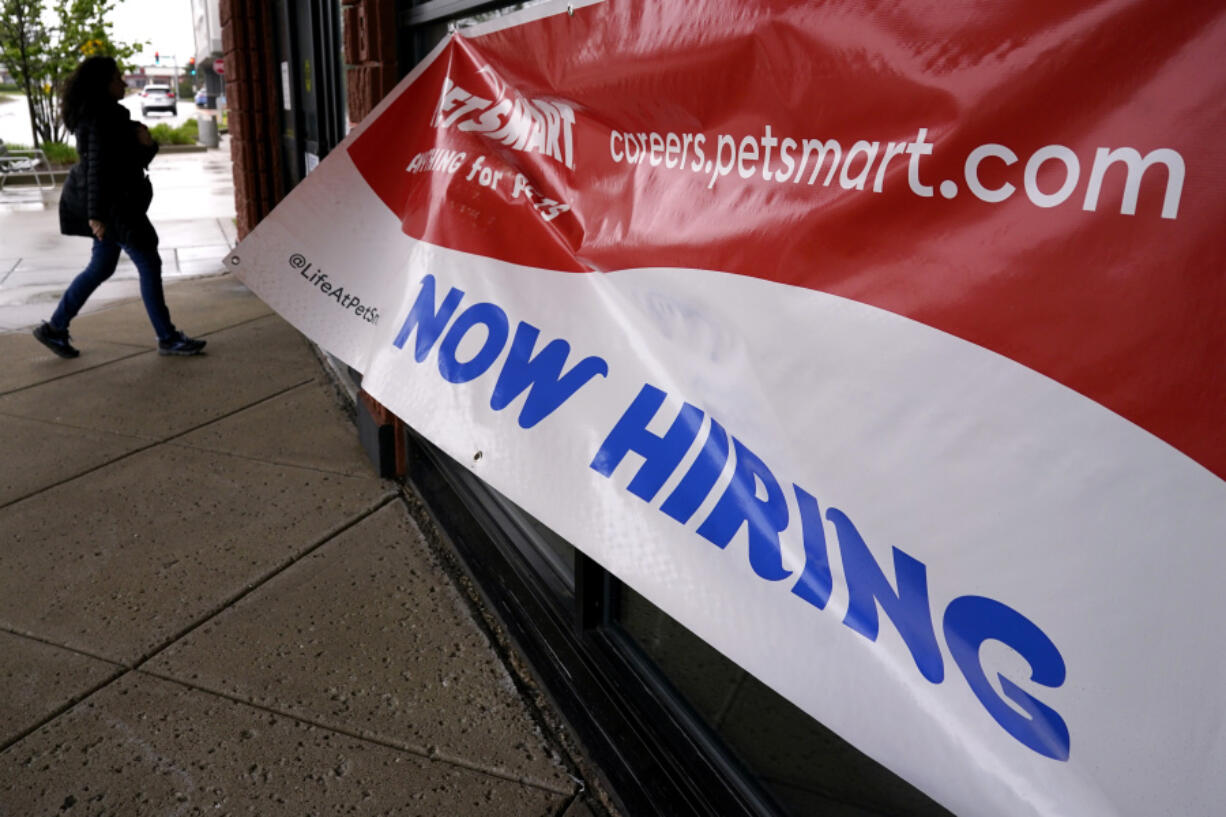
[0,0,141,146]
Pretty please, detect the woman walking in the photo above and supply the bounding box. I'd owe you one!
[33,56,205,358]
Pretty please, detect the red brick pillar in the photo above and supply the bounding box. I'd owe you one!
[344,0,406,477]
[358,391,408,479]
[221,0,285,238]
[344,0,399,127]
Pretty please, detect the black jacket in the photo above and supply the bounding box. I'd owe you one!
[59,102,159,247]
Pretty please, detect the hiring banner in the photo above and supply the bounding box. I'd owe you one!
[228,1,1226,814]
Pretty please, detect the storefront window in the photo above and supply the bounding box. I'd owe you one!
[618,587,954,817]
[494,492,576,594]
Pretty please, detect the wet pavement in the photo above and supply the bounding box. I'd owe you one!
[0,139,612,816]
[0,138,236,333]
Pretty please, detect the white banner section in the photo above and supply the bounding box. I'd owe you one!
[228,131,1226,817]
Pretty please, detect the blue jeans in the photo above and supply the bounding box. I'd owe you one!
[50,237,177,341]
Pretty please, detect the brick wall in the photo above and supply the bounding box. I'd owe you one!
[222,0,405,466]
[223,0,399,237]
[220,0,285,238]
[346,0,405,475]
[343,0,398,126]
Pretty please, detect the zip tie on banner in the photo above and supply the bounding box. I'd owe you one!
[567,3,574,15]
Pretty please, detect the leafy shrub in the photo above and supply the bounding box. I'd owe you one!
[148,123,176,144]
[149,119,201,145]
[0,141,77,166]
[41,141,79,165]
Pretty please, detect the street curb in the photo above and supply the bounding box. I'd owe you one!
[1,144,217,187]
[0,169,69,188]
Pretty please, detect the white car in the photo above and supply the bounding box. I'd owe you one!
[140,84,177,116]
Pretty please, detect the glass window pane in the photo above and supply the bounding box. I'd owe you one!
[483,483,576,594]
[618,587,954,817]
[518,509,576,583]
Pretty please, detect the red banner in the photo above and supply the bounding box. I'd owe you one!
[349,0,1226,481]
[234,4,1226,815]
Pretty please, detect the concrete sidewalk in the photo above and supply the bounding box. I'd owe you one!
[0,275,608,816]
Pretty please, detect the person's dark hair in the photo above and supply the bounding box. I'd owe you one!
[62,56,119,132]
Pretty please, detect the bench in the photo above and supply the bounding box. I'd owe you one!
[0,142,54,191]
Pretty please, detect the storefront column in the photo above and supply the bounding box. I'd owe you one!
[220,0,285,238]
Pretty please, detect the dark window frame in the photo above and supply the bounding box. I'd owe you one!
[404,430,787,817]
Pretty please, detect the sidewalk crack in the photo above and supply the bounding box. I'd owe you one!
[0,667,128,755]
[133,665,576,797]
[0,257,20,287]
[130,492,398,669]
[0,348,151,397]
[0,378,314,512]
[0,626,124,668]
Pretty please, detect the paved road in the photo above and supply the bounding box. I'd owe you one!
[1,93,213,145]
[123,95,210,130]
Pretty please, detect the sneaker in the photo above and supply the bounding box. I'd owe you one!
[158,331,207,356]
[33,321,80,358]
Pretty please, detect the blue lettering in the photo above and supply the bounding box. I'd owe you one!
[790,486,832,610]
[944,595,1070,761]
[392,274,466,361]
[490,322,609,429]
[437,302,509,384]
[660,419,729,523]
[828,507,944,683]
[695,439,792,582]
[590,384,704,502]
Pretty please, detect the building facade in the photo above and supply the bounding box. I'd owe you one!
[190,0,226,105]
[220,3,956,815]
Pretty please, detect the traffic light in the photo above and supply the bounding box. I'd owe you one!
[188,57,196,76]
[154,50,159,64]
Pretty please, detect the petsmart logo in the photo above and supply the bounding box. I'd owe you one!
[433,75,577,170]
